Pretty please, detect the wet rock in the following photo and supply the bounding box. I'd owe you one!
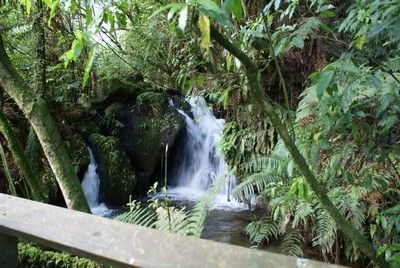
[89,134,136,205]
[117,91,185,193]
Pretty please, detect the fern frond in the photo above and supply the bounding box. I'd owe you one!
[155,207,189,234]
[245,219,278,246]
[114,206,157,228]
[233,171,284,201]
[185,175,227,237]
[292,202,314,228]
[312,209,337,254]
[282,232,305,257]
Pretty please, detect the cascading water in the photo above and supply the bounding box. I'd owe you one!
[81,148,112,216]
[168,96,246,210]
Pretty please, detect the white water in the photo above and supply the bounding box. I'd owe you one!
[81,148,112,216]
[168,96,246,210]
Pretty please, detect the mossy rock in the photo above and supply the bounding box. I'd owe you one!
[104,102,126,118]
[18,243,98,268]
[136,92,168,117]
[117,92,185,193]
[160,108,185,152]
[89,134,136,205]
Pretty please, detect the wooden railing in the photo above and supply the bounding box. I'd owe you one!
[0,193,343,267]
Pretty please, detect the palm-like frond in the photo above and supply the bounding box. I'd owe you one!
[232,171,285,201]
[185,175,227,237]
[312,209,337,254]
[245,219,279,246]
[114,205,157,228]
[282,232,305,257]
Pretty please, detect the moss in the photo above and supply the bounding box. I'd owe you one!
[136,92,168,116]
[18,243,98,268]
[89,134,136,205]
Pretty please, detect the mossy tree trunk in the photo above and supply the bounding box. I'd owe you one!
[0,35,90,212]
[33,0,46,96]
[0,110,47,202]
[209,26,388,268]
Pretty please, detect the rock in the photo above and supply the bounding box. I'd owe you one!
[117,91,185,193]
[89,134,136,205]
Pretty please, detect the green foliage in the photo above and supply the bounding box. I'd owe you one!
[115,175,227,238]
[235,52,400,262]
[18,243,97,268]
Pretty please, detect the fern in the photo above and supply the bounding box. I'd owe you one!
[114,204,157,228]
[245,219,278,246]
[281,232,305,257]
[184,175,227,237]
[292,202,314,228]
[232,171,284,201]
[114,174,227,238]
[312,209,337,255]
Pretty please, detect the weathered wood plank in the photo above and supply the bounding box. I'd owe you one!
[0,232,17,268]
[0,194,343,268]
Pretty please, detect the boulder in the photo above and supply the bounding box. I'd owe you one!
[117,92,185,193]
[89,134,136,205]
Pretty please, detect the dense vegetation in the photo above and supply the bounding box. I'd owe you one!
[0,0,399,267]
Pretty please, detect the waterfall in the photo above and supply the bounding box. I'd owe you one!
[81,148,112,216]
[169,96,246,210]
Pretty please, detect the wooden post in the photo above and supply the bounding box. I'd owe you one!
[0,233,17,268]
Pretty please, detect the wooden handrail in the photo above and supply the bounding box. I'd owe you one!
[0,194,343,267]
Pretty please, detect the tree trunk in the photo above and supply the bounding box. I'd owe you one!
[33,0,46,96]
[0,110,47,202]
[0,35,90,212]
[209,26,388,268]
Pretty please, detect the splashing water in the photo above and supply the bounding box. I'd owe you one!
[169,96,246,210]
[81,148,112,216]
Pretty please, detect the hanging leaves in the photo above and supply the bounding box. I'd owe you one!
[64,31,92,67]
[198,14,211,50]
[82,47,96,87]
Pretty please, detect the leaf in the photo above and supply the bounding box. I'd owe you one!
[223,0,243,19]
[355,34,365,50]
[370,224,377,238]
[198,0,232,27]
[384,204,400,215]
[291,36,304,49]
[82,47,96,87]
[150,3,186,19]
[274,0,281,11]
[20,0,32,15]
[50,0,60,18]
[316,70,334,99]
[86,5,93,25]
[320,10,336,18]
[198,14,211,50]
[178,6,188,31]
